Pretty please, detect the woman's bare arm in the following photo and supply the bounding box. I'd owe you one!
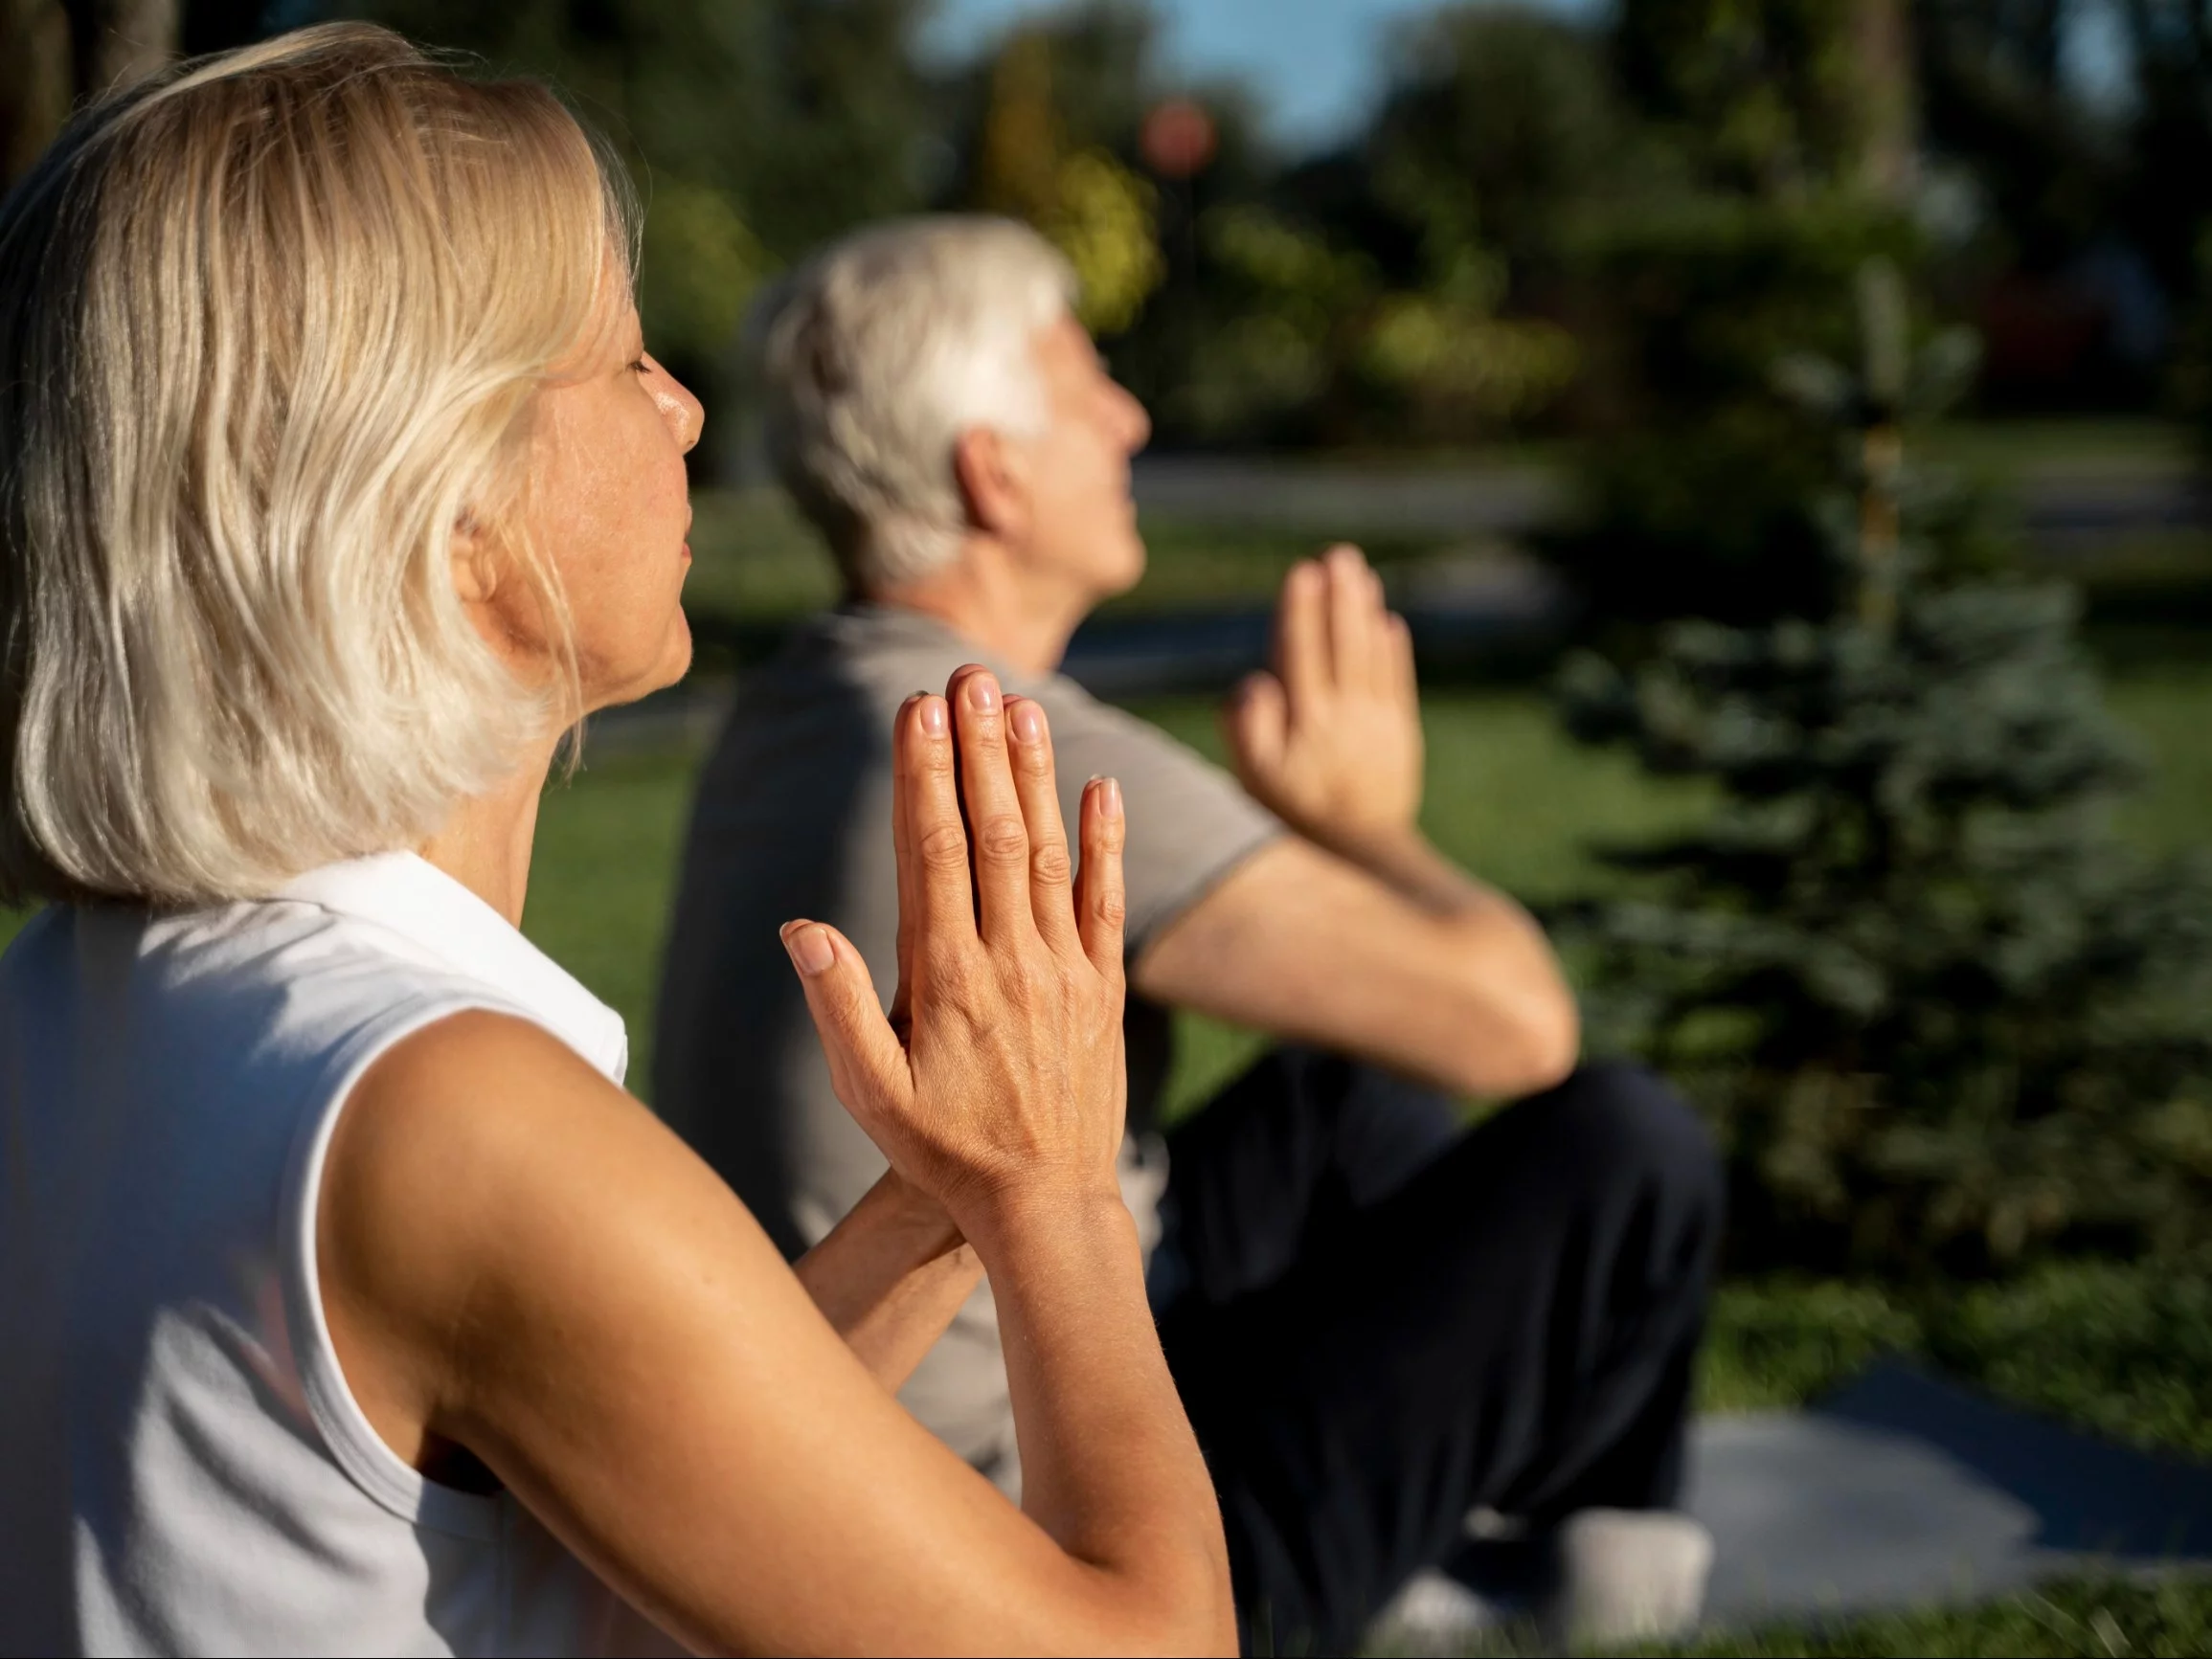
[317,670,1235,1656]
[792,1169,981,1388]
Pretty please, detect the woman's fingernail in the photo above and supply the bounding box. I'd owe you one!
[1099,776,1123,820]
[1010,699,1044,743]
[919,696,948,736]
[967,673,999,713]
[781,922,836,977]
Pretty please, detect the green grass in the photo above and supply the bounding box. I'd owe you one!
[1699,1265,2212,1458]
[519,746,699,1096]
[1654,1575,2212,1657]
[1921,416,2193,482]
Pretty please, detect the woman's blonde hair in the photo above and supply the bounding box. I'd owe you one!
[0,23,633,907]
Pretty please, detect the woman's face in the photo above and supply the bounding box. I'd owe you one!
[480,290,703,717]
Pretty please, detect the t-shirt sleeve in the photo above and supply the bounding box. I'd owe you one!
[1025,677,1285,957]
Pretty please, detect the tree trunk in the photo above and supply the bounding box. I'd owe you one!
[67,0,177,100]
[1853,0,1919,201]
[1,0,73,186]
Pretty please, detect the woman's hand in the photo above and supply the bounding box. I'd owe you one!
[1224,543,1426,857]
[322,661,1227,1654]
[780,664,1128,1229]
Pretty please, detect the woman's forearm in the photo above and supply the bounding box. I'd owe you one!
[965,1186,1239,1652]
[793,1170,982,1390]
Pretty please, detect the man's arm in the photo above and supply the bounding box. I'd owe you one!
[1133,547,1578,1100]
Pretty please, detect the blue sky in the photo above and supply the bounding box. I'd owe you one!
[921,0,1601,154]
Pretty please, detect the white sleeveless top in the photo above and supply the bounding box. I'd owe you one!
[0,853,678,1656]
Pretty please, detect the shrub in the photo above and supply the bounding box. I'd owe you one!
[1560,263,2212,1275]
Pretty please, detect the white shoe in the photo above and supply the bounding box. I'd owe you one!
[1543,1508,1715,1648]
[1367,1567,1501,1656]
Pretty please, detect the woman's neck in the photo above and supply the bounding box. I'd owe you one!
[417,734,558,928]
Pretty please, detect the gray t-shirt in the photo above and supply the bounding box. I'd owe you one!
[655,604,1280,1491]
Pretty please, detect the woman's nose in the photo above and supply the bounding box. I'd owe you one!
[657,375,705,455]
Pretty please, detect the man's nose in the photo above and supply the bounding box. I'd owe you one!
[1118,385,1152,455]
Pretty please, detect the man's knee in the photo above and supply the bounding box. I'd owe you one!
[1519,1060,1724,1220]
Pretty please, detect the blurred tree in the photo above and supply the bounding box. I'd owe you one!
[971,28,1061,225]
[3,0,177,185]
[1914,0,2119,277]
[2120,0,2212,444]
[324,0,936,461]
[1542,193,1925,621]
[1559,262,2212,1275]
[349,0,934,262]
[2117,0,2212,300]
[965,19,1163,337]
[1364,6,1662,286]
[179,0,272,54]
[1536,0,1936,622]
[1615,0,1865,196]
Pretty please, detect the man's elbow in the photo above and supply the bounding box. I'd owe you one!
[1451,984,1581,1100]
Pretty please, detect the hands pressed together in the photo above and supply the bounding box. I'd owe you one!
[780,663,1129,1234]
[1225,543,1427,857]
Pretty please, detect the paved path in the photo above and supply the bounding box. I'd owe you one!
[1131,454,2209,553]
[1687,1360,2212,1626]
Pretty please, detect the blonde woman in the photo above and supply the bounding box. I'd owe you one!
[0,25,1232,1656]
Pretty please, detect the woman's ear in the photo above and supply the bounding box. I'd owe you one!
[952,426,1032,545]
[450,508,500,604]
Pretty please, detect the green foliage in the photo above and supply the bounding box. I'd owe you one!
[1542,193,1930,623]
[334,0,937,375]
[1047,150,1165,336]
[1614,0,1865,195]
[1167,201,1579,443]
[963,24,1165,338]
[1654,1574,2212,1657]
[1561,268,2212,1274]
[637,176,769,363]
[1365,4,1665,273]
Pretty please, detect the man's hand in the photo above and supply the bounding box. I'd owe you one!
[1225,545,1424,856]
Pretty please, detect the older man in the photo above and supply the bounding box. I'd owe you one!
[656,217,1721,1651]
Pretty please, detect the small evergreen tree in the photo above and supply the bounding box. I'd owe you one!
[1560,261,2212,1275]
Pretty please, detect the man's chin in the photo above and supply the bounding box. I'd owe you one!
[1098,539,1147,601]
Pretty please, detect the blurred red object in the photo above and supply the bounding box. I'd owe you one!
[1141,99,1217,180]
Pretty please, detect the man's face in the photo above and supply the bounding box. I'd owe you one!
[1004,312,1152,602]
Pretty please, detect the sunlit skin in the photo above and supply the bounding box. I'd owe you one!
[431,297,700,926]
[880,310,1581,1102]
[315,277,1238,1654]
[893,313,1152,678]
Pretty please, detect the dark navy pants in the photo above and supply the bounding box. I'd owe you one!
[1151,1053,1723,1655]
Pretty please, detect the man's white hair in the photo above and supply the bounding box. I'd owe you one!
[757,216,1079,594]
